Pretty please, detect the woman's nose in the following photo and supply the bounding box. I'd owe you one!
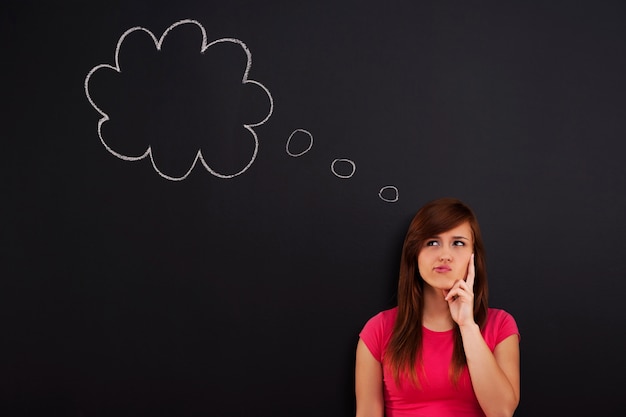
[439,251,452,262]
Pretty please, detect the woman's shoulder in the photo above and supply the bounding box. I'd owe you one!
[487,307,515,320]
[360,306,398,334]
[363,306,398,326]
[359,307,398,361]
[484,307,520,346]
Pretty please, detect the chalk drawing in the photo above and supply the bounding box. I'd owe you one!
[331,159,356,179]
[84,19,274,180]
[378,186,399,203]
[84,19,398,202]
[286,129,313,157]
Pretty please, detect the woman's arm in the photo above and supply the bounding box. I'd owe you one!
[459,326,520,417]
[446,255,520,417]
[355,338,384,417]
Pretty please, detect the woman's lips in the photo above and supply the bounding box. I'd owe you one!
[434,266,451,272]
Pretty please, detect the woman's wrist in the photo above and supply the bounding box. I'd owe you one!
[458,321,480,333]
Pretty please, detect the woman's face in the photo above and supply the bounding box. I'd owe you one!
[417,221,474,291]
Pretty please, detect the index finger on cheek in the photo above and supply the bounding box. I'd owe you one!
[466,254,476,287]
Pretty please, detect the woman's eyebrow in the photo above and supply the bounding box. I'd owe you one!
[429,235,470,240]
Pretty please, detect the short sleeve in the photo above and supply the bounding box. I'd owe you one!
[358,312,387,362]
[358,308,398,362]
[483,308,520,349]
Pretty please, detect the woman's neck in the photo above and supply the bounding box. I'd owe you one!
[421,284,454,331]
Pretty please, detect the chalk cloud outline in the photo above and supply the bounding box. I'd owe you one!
[84,19,274,180]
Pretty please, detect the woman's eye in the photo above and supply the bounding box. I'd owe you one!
[452,240,465,246]
[426,240,439,246]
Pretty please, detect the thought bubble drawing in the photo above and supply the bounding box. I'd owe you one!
[283,130,399,201]
[286,129,313,157]
[86,19,399,201]
[331,159,356,179]
[84,19,273,180]
[379,186,399,203]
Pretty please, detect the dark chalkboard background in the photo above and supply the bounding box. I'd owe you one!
[3,1,626,416]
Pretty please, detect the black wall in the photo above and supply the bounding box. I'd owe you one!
[3,1,626,416]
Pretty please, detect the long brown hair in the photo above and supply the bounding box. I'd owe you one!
[385,197,488,387]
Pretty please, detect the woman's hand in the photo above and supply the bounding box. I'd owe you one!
[444,253,476,327]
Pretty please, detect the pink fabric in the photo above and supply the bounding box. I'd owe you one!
[359,307,519,417]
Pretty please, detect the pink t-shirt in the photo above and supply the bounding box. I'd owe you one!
[359,307,519,417]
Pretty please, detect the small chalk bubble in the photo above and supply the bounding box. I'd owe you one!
[286,129,313,157]
[331,159,356,178]
[379,185,399,202]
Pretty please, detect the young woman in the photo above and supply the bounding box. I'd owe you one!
[355,197,520,417]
